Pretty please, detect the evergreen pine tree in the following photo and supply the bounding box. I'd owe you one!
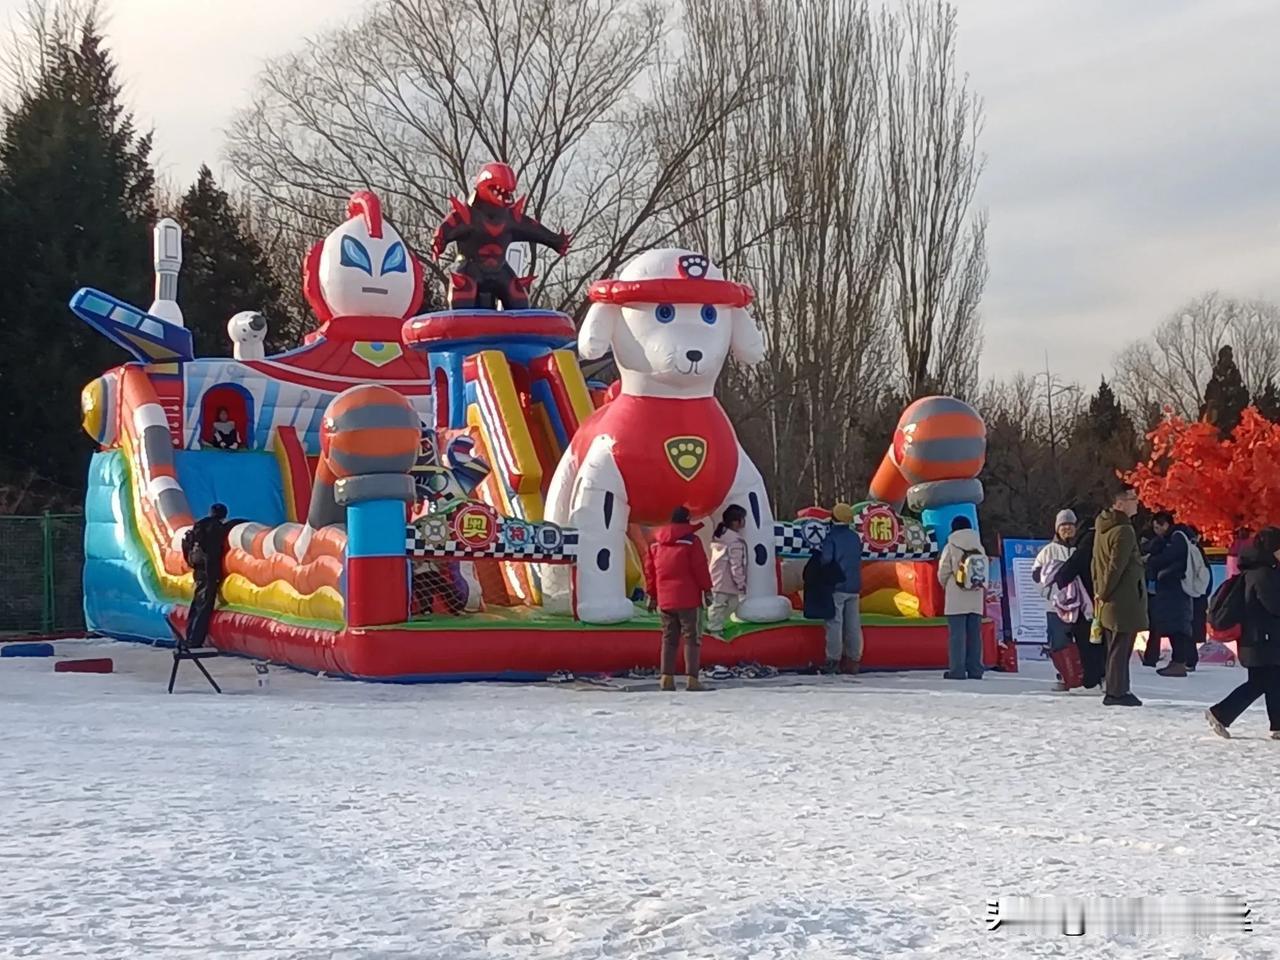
[1066,377,1141,520]
[1200,345,1250,434]
[177,165,289,357]
[1081,377,1131,438]
[0,10,155,492]
[1253,378,1280,422]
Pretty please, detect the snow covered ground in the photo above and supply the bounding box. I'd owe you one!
[1,639,1275,960]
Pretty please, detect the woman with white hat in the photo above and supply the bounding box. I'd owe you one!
[1032,509,1098,690]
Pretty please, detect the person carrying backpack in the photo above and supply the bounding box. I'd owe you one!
[1143,512,1204,677]
[936,515,987,680]
[1032,509,1096,691]
[181,503,248,650]
[644,506,713,692]
[1051,514,1106,689]
[1206,526,1280,739]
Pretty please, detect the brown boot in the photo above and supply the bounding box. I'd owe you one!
[658,674,676,691]
[1157,662,1188,678]
[685,675,709,691]
[839,657,861,675]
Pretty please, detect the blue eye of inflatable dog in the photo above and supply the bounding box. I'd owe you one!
[700,304,718,324]
[381,241,407,274]
[655,303,675,323]
[340,236,373,274]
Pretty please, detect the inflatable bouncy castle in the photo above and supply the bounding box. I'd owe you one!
[77,167,995,680]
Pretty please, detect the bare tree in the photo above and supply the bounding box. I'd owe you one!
[665,0,891,513]
[1113,292,1280,419]
[975,372,1092,539]
[875,0,987,399]
[0,0,97,95]
[226,0,765,314]
[224,0,990,516]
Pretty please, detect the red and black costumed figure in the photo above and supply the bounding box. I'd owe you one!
[431,162,571,310]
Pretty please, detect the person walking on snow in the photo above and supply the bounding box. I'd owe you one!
[644,506,713,692]
[706,505,748,641]
[181,502,247,650]
[1032,509,1096,690]
[1187,527,1211,671]
[1143,511,1196,676]
[937,515,986,680]
[1206,527,1280,739]
[1091,485,1148,706]
[819,502,864,675]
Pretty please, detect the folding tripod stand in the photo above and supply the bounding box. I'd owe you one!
[167,624,222,694]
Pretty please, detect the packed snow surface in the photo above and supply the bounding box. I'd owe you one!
[1,639,1275,959]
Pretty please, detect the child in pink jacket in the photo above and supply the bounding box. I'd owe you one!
[706,505,748,638]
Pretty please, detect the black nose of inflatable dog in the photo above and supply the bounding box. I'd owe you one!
[686,349,703,362]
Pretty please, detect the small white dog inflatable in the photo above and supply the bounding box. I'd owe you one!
[228,311,268,361]
[543,249,792,625]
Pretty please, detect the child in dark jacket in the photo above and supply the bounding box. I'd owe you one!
[644,506,713,691]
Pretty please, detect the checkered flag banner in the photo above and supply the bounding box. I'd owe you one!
[406,519,579,564]
[773,520,938,561]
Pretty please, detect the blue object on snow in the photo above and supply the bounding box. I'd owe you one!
[1,642,56,658]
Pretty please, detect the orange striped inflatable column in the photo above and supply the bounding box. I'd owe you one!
[316,385,422,627]
[869,396,986,511]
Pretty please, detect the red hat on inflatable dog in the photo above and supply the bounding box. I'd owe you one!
[588,252,754,307]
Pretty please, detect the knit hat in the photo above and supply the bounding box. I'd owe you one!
[1055,509,1077,528]
[832,502,855,524]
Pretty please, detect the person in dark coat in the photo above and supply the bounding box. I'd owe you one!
[1143,511,1194,676]
[1091,486,1148,706]
[803,549,843,620]
[819,502,864,674]
[1051,514,1105,688]
[183,503,247,650]
[1206,527,1280,739]
[1187,527,1211,671]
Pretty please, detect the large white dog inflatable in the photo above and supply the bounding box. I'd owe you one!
[543,249,792,625]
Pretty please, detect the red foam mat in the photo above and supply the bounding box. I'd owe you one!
[54,658,114,674]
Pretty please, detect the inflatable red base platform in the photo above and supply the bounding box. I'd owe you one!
[170,609,999,682]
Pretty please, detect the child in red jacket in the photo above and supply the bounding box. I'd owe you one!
[644,506,714,691]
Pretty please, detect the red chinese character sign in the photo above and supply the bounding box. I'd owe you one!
[859,503,902,551]
[779,502,934,559]
[452,502,499,550]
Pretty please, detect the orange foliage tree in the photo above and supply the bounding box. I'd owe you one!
[1124,406,1280,546]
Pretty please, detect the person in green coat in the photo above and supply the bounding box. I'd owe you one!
[1091,484,1149,706]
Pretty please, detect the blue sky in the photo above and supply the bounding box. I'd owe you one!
[3,0,1277,384]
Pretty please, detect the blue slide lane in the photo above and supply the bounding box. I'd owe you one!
[83,449,287,642]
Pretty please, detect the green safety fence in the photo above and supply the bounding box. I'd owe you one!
[0,513,86,636]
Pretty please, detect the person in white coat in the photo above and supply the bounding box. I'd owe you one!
[937,515,987,679]
[1030,509,1102,690]
[706,505,748,639]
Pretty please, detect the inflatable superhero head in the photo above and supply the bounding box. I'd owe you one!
[303,190,423,324]
[581,249,765,398]
[471,162,517,207]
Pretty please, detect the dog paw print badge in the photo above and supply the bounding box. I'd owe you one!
[677,254,710,278]
[665,436,707,481]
